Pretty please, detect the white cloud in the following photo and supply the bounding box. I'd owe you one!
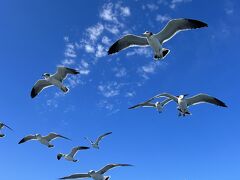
[96,44,106,58]
[113,67,127,78]
[156,14,171,23]
[102,36,111,45]
[78,60,90,75]
[86,23,104,41]
[142,3,159,11]
[125,91,136,97]
[100,3,118,23]
[62,59,75,65]
[84,44,95,53]
[120,6,131,16]
[126,47,152,58]
[98,82,124,98]
[169,0,192,9]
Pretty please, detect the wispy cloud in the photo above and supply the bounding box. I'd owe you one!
[156,14,171,23]
[169,0,192,9]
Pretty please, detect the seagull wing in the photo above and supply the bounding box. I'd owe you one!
[59,173,90,179]
[69,146,90,157]
[84,137,94,144]
[96,132,112,145]
[43,133,71,142]
[155,18,208,43]
[161,98,173,107]
[128,99,155,109]
[153,93,179,103]
[186,94,227,107]
[31,80,53,98]
[3,123,13,131]
[18,135,37,144]
[97,163,133,174]
[108,34,149,55]
[52,66,79,82]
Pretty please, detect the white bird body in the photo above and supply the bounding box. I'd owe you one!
[57,146,89,162]
[85,132,112,149]
[0,122,13,138]
[146,34,163,59]
[177,96,189,115]
[89,171,104,180]
[46,76,67,92]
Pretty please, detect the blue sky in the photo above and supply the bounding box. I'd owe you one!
[0,0,240,179]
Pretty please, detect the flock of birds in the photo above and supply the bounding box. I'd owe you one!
[1,18,228,179]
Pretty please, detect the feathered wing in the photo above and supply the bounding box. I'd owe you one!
[96,132,112,145]
[59,173,90,179]
[31,80,53,98]
[186,94,227,107]
[161,98,173,107]
[43,133,71,142]
[128,99,155,109]
[155,18,208,43]
[53,67,79,82]
[97,164,133,174]
[108,34,149,54]
[153,93,179,103]
[18,135,37,144]
[69,146,89,157]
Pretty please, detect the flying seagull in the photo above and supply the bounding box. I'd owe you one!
[0,122,13,138]
[84,132,112,149]
[59,163,133,180]
[18,132,70,148]
[153,93,227,116]
[128,97,172,113]
[57,146,90,162]
[108,18,208,60]
[31,66,79,98]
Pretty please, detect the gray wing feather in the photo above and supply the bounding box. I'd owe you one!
[128,100,155,109]
[97,164,133,174]
[59,173,90,179]
[108,34,149,54]
[31,80,52,98]
[69,146,89,157]
[44,133,71,142]
[18,135,37,144]
[155,18,208,43]
[153,93,178,102]
[53,67,79,82]
[161,98,173,107]
[96,132,112,144]
[186,94,227,107]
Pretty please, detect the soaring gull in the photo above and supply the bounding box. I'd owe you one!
[84,132,112,149]
[59,163,133,180]
[31,66,79,98]
[108,18,208,60]
[152,93,227,116]
[57,146,90,162]
[0,122,13,138]
[18,132,70,148]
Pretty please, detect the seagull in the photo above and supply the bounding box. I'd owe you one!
[59,163,133,180]
[153,93,227,116]
[128,98,172,113]
[84,132,112,149]
[18,132,70,148]
[31,66,79,98]
[57,146,90,162]
[108,18,207,60]
[0,122,13,138]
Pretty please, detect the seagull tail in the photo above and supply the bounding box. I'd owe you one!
[162,48,170,59]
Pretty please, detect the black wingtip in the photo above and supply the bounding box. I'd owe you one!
[185,18,208,28]
[214,98,227,107]
[108,41,119,55]
[31,88,37,98]
[18,139,24,144]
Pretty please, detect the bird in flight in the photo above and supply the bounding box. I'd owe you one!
[31,66,79,98]
[57,146,90,162]
[128,97,172,113]
[18,132,70,148]
[59,163,133,179]
[152,93,227,116]
[84,132,112,149]
[108,18,207,60]
[0,122,13,138]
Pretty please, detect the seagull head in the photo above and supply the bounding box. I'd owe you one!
[143,31,153,37]
[88,170,96,175]
[36,134,42,138]
[178,94,189,99]
[42,73,50,78]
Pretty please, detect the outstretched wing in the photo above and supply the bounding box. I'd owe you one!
[108,34,149,55]
[161,98,173,107]
[59,173,90,179]
[128,99,155,109]
[96,132,112,145]
[69,146,90,157]
[153,93,179,103]
[43,133,71,142]
[186,94,227,107]
[18,135,37,144]
[97,163,133,174]
[52,66,79,82]
[31,80,53,98]
[155,18,208,43]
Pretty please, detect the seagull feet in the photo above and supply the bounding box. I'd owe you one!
[48,144,54,148]
[0,134,5,138]
[73,159,78,162]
